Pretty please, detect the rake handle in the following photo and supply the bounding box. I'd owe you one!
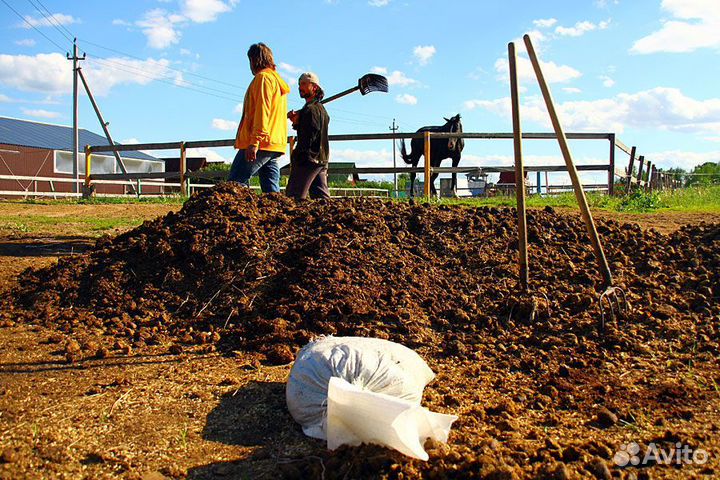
[523,34,614,288]
[321,86,360,105]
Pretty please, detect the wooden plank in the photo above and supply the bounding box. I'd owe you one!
[625,146,636,192]
[87,131,616,153]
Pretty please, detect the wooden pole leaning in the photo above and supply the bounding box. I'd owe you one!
[523,34,614,290]
[509,42,529,293]
[424,131,431,199]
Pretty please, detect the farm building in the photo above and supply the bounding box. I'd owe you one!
[0,116,164,197]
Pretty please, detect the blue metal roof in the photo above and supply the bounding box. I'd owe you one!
[0,117,158,161]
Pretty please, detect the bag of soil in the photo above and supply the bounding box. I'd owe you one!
[285,336,457,460]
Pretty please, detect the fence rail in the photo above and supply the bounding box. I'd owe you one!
[79,131,624,199]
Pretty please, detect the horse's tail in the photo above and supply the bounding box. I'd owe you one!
[398,139,413,164]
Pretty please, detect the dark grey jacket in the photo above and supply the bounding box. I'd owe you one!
[291,100,329,165]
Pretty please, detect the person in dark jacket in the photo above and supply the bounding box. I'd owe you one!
[285,72,330,199]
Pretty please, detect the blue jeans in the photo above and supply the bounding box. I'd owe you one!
[228,149,283,193]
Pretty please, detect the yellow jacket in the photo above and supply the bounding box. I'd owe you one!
[234,68,290,153]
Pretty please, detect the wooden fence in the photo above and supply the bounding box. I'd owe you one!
[82,131,628,199]
[614,140,682,193]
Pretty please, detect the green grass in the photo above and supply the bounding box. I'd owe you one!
[0,214,151,235]
[19,195,187,206]
[436,185,720,214]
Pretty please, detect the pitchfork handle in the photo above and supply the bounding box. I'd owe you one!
[321,86,360,105]
[524,34,614,288]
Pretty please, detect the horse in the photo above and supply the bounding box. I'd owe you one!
[398,114,464,197]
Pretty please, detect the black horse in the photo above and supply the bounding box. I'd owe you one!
[398,114,464,197]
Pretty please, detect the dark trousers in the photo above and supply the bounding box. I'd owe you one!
[285,160,330,199]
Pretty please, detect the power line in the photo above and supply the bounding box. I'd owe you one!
[0,0,65,52]
[25,0,72,43]
[78,38,249,92]
[31,0,74,40]
[85,54,245,100]
[84,56,245,103]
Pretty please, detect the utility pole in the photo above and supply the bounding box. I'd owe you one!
[389,118,399,197]
[67,38,85,194]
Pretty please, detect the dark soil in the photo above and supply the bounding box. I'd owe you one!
[2,182,719,479]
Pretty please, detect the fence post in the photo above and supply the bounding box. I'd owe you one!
[650,165,657,192]
[423,131,431,198]
[636,155,645,189]
[180,141,187,197]
[625,146,636,193]
[644,161,652,192]
[608,133,616,196]
[82,145,94,199]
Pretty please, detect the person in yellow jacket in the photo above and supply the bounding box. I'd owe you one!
[228,43,290,192]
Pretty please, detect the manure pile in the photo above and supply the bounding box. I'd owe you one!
[3,182,719,365]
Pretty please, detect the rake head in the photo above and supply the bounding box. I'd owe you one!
[358,73,388,95]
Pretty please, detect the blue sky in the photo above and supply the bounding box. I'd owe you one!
[1,0,719,184]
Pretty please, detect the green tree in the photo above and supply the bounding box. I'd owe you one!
[687,162,720,187]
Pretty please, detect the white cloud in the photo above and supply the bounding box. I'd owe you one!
[21,13,78,29]
[467,66,486,80]
[181,0,233,23]
[0,53,70,94]
[371,66,388,74]
[385,70,418,87]
[600,75,615,87]
[233,102,243,114]
[555,21,598,37]
[495,55,582,84]
[21,108,60,119]
[212,118,238,131]
[368,0,390,6]
[646,150,720,171]
[533,18,557,28]
[0,94,12,103]
[7,54,173,98]
[136,9,183,49]
[595,0,619,7]
[413,45,436,66]
[14,39,36,47]
[563,87,582,94]
[395,94,417,105]
[112,19,132,26]
[464,87,720,136]
[84,57,175,96]
[0,53,179,97]
[631,0,720,54]
[278,62,304,76]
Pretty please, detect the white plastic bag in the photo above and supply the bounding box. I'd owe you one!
[327,377,457,460]
[285,336,457,460]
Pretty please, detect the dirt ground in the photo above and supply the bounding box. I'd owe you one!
[0,195,719,480]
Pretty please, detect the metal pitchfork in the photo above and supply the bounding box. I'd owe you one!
[507,41,550,323]
[523,34,627,331]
